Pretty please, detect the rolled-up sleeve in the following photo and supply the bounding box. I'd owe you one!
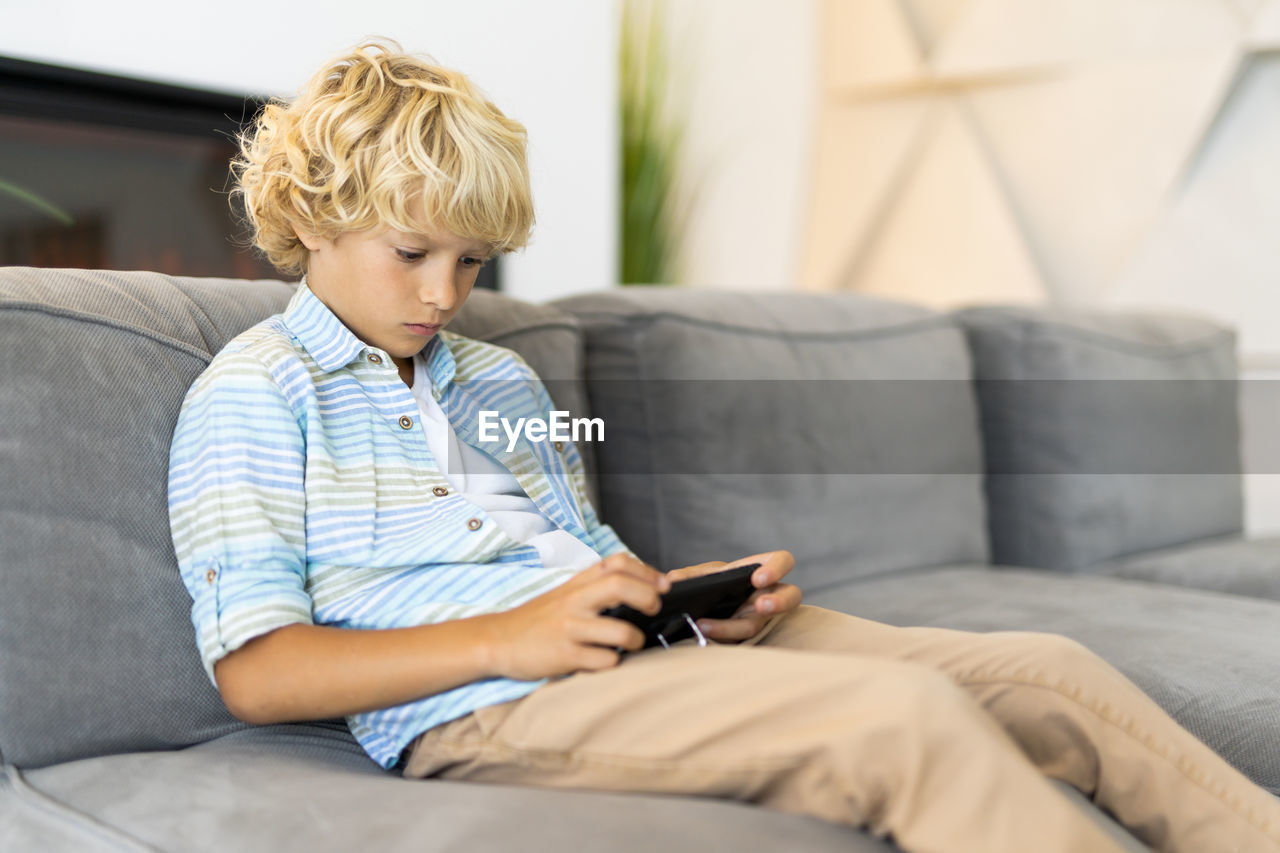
[167,350,314,684]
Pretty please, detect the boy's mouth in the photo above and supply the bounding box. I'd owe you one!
[405,323,441,337]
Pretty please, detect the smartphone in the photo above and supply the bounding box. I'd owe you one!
[599,563,761,649]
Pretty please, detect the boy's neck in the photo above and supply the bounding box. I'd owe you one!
[395,355,414,388]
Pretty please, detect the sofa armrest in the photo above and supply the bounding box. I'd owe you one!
[955,305,1243,571]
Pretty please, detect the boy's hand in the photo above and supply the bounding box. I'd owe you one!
[485,554,671,681]
[667,550,802,644]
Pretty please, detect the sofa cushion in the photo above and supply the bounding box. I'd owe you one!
[0,268,590,768]
[4,720,1147,852]
[451,288,584,381]
[810,565,1280,796]
[1093,533,1280,599]
[0,267,294,768]
[956,306,1242,571]
[5,724,888,852]
[554,288,988,590]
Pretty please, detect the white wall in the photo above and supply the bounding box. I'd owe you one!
[0,0,821,294]
[800,1,1280,536]
[0,0,616,302]
[663,0,820,290]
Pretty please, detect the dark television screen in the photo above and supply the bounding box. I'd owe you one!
[0,56,499,288]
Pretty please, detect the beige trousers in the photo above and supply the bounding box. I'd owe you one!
[403,605,1280,853]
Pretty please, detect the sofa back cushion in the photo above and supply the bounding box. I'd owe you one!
[554,288,989,591]
[0,268,587,768]
[956,306,1242,571]
[0,268,293,768]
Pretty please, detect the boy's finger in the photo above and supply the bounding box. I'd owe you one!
[696,613,769,642]
[578,616,647,652]
[696,584,801,639]
[590,572,666,615]
[738,550,795,587]
[747,584,803,616]
[666,561,727,583]
[591,554,669,590]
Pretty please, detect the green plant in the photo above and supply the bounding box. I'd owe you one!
[0,178,73,225]
[619,0,688,285]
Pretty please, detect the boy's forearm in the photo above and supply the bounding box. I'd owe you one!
[213,615,507,725]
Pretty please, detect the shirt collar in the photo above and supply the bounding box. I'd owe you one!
[422,333,458,390]
[408,333,459,393]
[282,277,457,387]
[282,278,365,372]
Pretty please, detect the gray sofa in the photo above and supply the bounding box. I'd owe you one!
[2,266,1278,852]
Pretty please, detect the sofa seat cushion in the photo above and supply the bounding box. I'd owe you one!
[810,565,1280,795]
[3,724,888,853]
[554,288,988,590]
[1092,534,1280,600]
[4,722,1148,852]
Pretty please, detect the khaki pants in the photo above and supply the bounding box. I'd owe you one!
[403,605,1280,853]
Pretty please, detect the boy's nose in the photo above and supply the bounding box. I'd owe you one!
[417,271,458,310]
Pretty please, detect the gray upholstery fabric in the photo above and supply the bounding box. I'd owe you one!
[956,306,1243,571]
[811,565,1280,796]
[0,268,595,768]
[1093,533,1280,599]
[4,721,1149,852]
[0,269,1258,850]
[451,288,585,381]
[0,267,294,768]
[555,288,988,589]
[8,724,889,853]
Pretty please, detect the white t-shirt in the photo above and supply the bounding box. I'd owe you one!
[410,354,602,574]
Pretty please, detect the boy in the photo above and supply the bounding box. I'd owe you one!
[168,40,1280,853]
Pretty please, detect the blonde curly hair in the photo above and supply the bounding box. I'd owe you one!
[232,39,534,275]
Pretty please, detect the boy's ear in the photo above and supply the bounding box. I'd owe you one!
[291,223,326,252]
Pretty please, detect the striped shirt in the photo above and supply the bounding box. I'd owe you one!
[167,282,630,768]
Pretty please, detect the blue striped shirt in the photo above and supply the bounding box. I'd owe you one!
[168,282,630,768]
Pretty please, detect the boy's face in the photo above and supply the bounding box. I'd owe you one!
[296,222,491,385]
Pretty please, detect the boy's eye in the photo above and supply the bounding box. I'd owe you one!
[461,257,486,268]
[395,248,425,262]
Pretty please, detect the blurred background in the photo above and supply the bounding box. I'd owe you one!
[3,0,1280,529]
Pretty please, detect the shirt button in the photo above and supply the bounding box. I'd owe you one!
[432,486,449,497]
[367,353,383,364]
[467,518,483,531]
[399,415,414,429]
[554,441,565,452]
[205,569,217,584]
